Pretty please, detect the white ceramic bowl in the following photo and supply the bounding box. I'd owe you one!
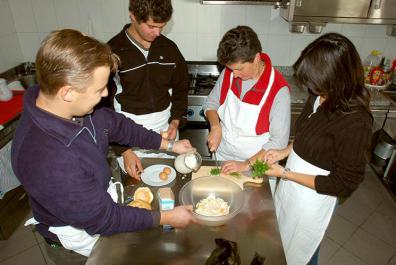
[179,176,244,226]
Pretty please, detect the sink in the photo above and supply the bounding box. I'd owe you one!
[382,90,396,104]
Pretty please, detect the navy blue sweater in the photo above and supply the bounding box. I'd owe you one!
[11,85,162,240]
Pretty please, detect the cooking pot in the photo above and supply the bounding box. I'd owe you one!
[373,130,396,160]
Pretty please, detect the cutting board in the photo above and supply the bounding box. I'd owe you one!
[192,166,263,190]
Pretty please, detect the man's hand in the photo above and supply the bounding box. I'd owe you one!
[122,149,143,180]
[207,125,222,152]
[172,139,195,154]
[221,160,250,174]
[160,205,198,228]
[166,120,180,140]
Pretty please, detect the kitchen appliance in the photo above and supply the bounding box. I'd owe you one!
[180,62,223,159]
[280,0,396,35]
[179,176,245,226]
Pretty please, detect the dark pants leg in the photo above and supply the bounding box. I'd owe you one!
[44,242,87,265]
[307,246,319,265]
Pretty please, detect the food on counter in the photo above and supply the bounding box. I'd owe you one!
[251,160,269,179]
[133,187,153,204]
[163,167,171,175]
[185,153,198,169]
[229,172,241,178]
[128,199,152,210]
[159,172,168,181]
[195,194,230,216]
[210,167,221,176]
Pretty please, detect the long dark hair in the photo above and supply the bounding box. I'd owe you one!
[293,33,370,113]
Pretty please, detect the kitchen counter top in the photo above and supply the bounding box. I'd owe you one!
[86,157,286,265]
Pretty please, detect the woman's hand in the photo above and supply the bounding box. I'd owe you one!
[221,160,249,174]
[166,120,179,140]
[207,125,222,152]
[264,149,289,165]
[173,139,195,154]
[160,205,199,228]
[122,149,143,180]
[264,163,284,178]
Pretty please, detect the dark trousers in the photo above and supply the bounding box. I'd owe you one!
[43,239,87,265]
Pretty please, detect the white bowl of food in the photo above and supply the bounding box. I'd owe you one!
[179,176,245,226]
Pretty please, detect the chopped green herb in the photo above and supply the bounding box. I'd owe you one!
[210,167,221,176]
[229,172,241,178]
[251,160,269,179]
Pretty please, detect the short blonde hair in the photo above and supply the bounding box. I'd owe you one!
[36,29,119,95]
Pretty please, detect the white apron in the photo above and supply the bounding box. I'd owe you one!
[25,180,123,257]
[275,149,337,265]
[217,68,277,195]
[114,76,177,163]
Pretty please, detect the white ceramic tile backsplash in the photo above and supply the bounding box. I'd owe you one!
[17,33,41,63]
[0,0,16,36]
[53,0,81,30]
[1,0,395,70]
[9,0,37,33]
[0,34,23,73]
[32,0,58,33]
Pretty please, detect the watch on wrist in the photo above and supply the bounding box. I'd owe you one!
[167,139,175,152]
[282,167,290,180]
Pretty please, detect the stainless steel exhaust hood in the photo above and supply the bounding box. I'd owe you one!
[280,0,396,35]
[201,0,282,5]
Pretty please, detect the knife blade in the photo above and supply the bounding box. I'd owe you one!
[213,151,220,170]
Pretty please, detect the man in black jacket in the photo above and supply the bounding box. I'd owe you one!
[108,0,189,179]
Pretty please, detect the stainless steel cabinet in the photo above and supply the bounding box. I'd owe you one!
[280,0,396,33]
[369,0,396,19]
[293,0,371,19]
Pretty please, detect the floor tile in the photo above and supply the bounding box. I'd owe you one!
[351,180,385,212]
[38,242,56,265]
[326,248,367,265]
[343,229,394,265]
[336,196,374,226]
[0,245,46,265]
[376,199,396,222]
[0,222,37,262]
[388,253,396,265]
[319,236,341,265]
[326,215,358,245]
[361,212,396,248]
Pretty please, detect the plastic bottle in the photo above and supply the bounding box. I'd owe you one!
[363,50,382,84]
[370,56,385,85]
[390,59,396,90]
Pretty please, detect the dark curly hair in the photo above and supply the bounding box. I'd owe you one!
[217,26,262,65]
[129,0,173,23]
[293,32,370,113]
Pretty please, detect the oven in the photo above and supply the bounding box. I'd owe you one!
[179,62,223,159]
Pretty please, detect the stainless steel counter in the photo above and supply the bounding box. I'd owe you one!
[86,158,287,265]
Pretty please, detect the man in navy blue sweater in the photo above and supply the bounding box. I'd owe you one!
[11,29,196,265]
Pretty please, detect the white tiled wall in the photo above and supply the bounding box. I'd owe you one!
[0,0,23,73]
[2,0,396,68]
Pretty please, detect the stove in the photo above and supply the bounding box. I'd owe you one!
[180,62,223,158]
[186,62,222,122]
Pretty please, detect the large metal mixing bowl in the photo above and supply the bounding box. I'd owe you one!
[179,176,245,226]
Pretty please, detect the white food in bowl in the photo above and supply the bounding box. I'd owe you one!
[195,194,230,216]
[185,154,198,169]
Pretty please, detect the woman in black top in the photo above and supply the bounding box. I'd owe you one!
[263,33,372,265]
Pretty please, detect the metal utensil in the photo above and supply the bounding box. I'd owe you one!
[213,151,220,170]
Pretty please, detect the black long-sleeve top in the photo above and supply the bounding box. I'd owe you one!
[293,95,373,197]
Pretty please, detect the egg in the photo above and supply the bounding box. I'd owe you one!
[163,167,172,175]
[159,172,168,181]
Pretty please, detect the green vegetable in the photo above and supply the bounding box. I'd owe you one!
[210,167,221,176]
[229,172,241,178]
[251,160,269,179]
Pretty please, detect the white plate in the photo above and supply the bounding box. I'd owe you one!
[365,83,389,90]
[141,164,176,187]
